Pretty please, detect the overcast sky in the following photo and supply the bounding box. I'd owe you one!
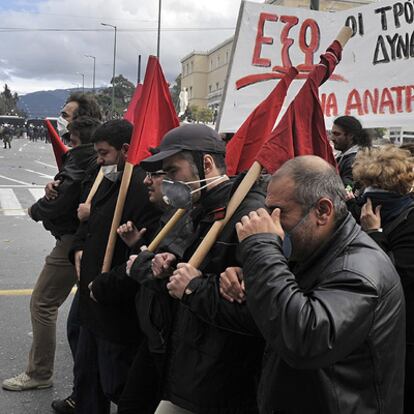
[0,0,263,95]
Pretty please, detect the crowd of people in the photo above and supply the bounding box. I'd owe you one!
[1,91,413,414]
[0,123,50,148]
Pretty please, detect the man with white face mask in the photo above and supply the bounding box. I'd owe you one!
[2,116,100,393]
[56,92,102,142]
[136,124,266,414]
[61,119,161,414]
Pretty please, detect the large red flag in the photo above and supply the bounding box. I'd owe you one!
[256,41,341,174]
[124,83,143,125]
[44,119,68,171]
[225,67,298,176]
[127,56,179,165]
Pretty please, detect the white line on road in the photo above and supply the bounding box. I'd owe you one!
[0,185,43,188]
[0,174,32,186]
[29,188,45,201]
[0,189,26,216]
[35,160,58,169]
[24,169,54,179]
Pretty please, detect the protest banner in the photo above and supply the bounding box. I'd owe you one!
[219,0,414,132]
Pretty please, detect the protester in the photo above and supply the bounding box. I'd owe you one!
[61,119,161,414]
[87,165,193,414]
[353,145,414,413]
[233,155,405,413]
[2,116,100,392]
[131,124,265,414]
[57,92,102,144]
[330,115,371,188]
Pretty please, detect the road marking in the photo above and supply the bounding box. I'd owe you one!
[0,189,26,216]
[0,174,32,186]
[29,188,45,201]
[0,185,43,188]
[35,160,58,169]
[24,169,54,179]
[0,287,77,296]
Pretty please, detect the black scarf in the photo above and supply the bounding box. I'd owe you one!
[362,190,414,226]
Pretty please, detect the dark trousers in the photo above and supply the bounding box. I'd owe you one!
[66,289,81,400]
[117,342,162,414]
[74,326,137,414]
[405,343,414,413]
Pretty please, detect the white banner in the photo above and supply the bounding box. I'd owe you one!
[219,0,414,132]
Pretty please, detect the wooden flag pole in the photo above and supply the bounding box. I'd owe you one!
[148,208,186,252]
[101,162,134,272]
[189,161,262,268]
[188,26,353,269]
[85,167,104,204]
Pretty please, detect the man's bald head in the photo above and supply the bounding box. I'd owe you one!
[270,156,348,222]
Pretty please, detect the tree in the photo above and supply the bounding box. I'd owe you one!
[0,84,25,116]
[95,74,136,119]
[170,74,181,113]
[187,105,214,123]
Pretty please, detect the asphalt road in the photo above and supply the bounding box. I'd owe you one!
[0,138,75,413]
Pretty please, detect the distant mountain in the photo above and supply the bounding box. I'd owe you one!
[17,88,95,119]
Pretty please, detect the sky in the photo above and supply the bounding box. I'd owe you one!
[0,0,264,95]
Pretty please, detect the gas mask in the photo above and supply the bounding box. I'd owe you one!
[161,175,226,209]
[56,116,69,137]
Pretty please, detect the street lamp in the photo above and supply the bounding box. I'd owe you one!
[85,55,96,94]
[101,22,117,118]
[76,72,85,92]
[157,0,162,58]
[137,53,141,85]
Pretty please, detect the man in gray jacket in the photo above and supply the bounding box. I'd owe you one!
[233,155,405,414]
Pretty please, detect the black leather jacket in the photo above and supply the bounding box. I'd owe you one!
[30,143,96,238]
[239,214,405,414]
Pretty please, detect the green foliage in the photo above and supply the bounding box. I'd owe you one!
[95,74,136,119]
[187,105,214,123]
[171,74,181,112]
[0,84,25,116]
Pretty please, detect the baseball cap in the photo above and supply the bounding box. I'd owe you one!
[140,124,226,172]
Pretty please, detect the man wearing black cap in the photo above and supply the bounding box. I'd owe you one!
[135,124,265,414]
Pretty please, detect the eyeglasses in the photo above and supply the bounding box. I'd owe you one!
[145,171,167,180]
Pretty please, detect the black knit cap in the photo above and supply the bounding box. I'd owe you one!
[140,124,226,172]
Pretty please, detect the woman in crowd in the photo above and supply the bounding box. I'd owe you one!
[353,145,414,412]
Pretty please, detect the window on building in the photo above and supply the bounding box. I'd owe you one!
[217,55,220,66]
[186,63,189,75]
[210,59,213,70]
[209,85,212,93]
[191,61,194,73]
[216,82,219,90]
[189,86,193,98]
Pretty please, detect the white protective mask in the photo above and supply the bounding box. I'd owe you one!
[56,116,69,137]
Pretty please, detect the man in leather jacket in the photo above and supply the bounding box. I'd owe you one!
[2,116,100,392]
[234,155,405,414]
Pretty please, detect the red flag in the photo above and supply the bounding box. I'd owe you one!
[256,41,341,174]
[124,83,143,125]
[44,119,68,171]
[127,56,179,165]
[225,67,298,176]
